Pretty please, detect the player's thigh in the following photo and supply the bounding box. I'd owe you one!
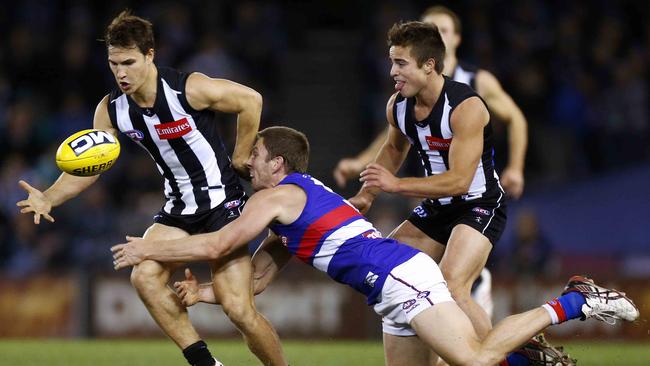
[439,224,492,287]
[389,220,446,262]
[383,333,437,366]
[135,223,189,280]
[209,245,254,305]
[410,302,479,366]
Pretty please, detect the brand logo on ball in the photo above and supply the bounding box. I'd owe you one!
[68,131,117,156]
[155,118,192,139]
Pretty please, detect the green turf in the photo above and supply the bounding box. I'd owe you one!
[0,339,648,365]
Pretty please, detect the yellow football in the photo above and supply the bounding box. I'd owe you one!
[55,129,120,176]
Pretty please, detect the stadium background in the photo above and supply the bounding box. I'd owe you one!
[0,0,648,363]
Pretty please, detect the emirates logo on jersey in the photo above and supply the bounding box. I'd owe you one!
[425,136,452,151]
[154,118,192,139]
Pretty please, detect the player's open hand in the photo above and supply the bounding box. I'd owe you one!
[174,268,200,307]
[16,180,54,224]
[359,163,400,193]
[333,158,364,188]
[500,167,524,199]
[111,236,148,270]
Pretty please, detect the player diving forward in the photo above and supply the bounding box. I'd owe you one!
[112,126,639,366]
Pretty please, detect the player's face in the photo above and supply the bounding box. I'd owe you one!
[389,45,431,98]
[108,46,153,95]
[246,139,275,191]
[421,13,460,53]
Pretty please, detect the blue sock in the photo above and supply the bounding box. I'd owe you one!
[503,352,529,366]
[543,291,587,324]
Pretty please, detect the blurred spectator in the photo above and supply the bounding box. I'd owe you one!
[498,208,556,279]
[1,0,649,276]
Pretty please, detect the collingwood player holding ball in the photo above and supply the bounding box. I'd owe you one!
[15,10,287,366]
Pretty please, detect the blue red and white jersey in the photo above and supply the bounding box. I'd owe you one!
[269,173,419,304]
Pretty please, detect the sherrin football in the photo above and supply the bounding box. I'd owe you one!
[55,129,120,176]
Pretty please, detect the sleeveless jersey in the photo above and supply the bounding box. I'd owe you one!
[270,173,419,304]
[392,76,503,205]
[450,61,478,89]
[107,67,243,215]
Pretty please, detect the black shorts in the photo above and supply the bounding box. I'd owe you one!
[153,193,248,235]
[407,197,507,246]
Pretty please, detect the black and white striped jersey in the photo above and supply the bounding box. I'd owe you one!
[107,67,243,215]
[392,76,503,205]
[450,61,478,89]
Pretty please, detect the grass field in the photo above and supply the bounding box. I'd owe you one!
[0,339,649,365]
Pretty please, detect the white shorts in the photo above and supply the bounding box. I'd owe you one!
[374,252,455,336]
[472,268,494,319]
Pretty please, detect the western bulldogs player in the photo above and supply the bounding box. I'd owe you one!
[16,10,286,366]
[111,126,638,366]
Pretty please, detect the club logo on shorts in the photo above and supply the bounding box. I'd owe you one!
[413,205,427,218]
[402,299,420,313]
[417,291,430,299]
[155,118,192,139]
[472,207,491,216]
[124,129,145,141]
[280,236,289,247]
[224,199,241,209]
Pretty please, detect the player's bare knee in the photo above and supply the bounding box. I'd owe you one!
[444,278,472,300]
[221,297,258,329]
[130,261,166,291]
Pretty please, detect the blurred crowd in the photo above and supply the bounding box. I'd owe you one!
[1,0,649,277]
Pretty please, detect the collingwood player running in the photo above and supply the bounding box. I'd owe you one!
[16,10,287,366]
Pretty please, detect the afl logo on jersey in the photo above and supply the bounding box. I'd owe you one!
[155,118,193,139]
[124,129,145,141]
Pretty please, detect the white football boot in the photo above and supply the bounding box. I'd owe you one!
[562,275,639,324]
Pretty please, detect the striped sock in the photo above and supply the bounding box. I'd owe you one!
[542,291,586,324]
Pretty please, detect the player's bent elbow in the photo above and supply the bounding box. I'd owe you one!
[246,89,263,111]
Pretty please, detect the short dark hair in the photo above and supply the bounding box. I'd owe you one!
[104,10,155,54]
[421,5,462,35]
[258,126,309,174]
[387,21,445,73]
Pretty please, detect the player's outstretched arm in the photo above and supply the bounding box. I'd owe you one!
[333,128,388,188]
[173,268,217,306]
[252,232,292,295]
[185,73,262,178]
[16,96,116,224]
[111,187,285,269]
[476,70,527,199]
[172,233,292,307]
